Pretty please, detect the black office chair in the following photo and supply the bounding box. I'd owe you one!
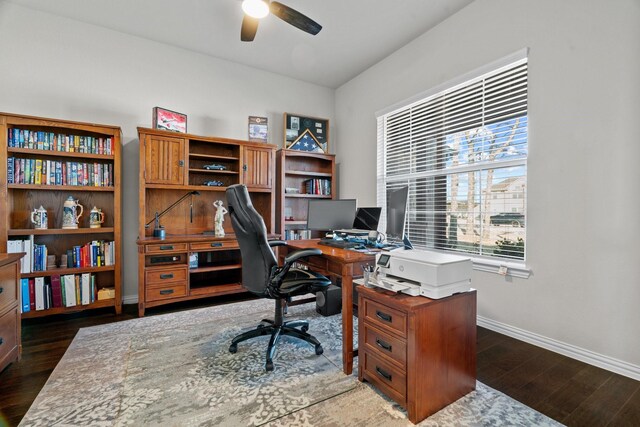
[226,184,331,371]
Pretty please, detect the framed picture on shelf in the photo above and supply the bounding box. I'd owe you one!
[284,113,328,153]
[153,107,187,133]
[248,116,268,142]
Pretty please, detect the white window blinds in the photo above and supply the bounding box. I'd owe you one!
[377,55,528,260]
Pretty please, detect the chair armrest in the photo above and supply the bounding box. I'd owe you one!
[284,248,322,265]
[272,248,322,286]
[268,240,287,247]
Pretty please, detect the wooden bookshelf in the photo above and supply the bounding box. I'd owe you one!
[276,149,336,239]
[0,112,122,317]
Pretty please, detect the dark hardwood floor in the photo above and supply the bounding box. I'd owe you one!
[1,300,639,426]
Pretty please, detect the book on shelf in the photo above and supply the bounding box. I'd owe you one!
[7,157,113,187]
[34,277,45,311]
[63,274,76,307]
[51,274,63,308]
[20,278,30,313]
[7,128,113,155]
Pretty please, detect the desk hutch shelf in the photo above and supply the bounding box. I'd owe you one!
[0,112,122,318]
[137,127,276,316]
[276,149,335,240]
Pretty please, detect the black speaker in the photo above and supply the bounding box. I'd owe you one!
[316,284,342,316]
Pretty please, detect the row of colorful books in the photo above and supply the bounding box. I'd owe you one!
[20,273,100,312]
[284,229,312,240]
[304,178,331,195]
[7,128,113,155]
[7,157,114,187]
[7,238,115,273]
[7,238,47,273]
[65,241,116,268]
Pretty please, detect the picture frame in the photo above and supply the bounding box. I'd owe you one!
[153,107,187,133]
[283,113,329,153]
[248,116,268,142]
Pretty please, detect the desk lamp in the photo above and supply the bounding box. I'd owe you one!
[145,190,200,239]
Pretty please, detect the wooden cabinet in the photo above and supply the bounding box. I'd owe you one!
[358,286,477,424]
[0,112,122,318]
[143,134,185,185]
[0,253,25,372]
[243,146,273,189]
[276,149,335,240]
[137,127,276,316]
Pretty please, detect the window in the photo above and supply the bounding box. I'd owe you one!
[377,54,528,261]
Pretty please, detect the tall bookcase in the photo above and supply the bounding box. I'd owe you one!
[276,149,336,239]
[0,112,122,317]
[137,127,275,316]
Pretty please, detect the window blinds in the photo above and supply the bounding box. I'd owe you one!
[377,56,528,260]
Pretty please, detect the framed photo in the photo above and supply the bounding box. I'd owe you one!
[153,107,187,133]
[248,116,268,142]
[283,113,329,153]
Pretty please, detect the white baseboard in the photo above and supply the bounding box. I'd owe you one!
[123,295,138,305]
[477,316,640,381]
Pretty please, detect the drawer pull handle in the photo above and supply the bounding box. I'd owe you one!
[159,289,174,295]
[211,242,222,247]
[375,366,392,381]
[160,245,174,250]
[375,338,392,352]
[0,337,3,345]
[160,274,174,279]
[376,310,392,323]
[0,287,3,294]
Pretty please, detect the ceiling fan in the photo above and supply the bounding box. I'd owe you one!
[240,0,322,42]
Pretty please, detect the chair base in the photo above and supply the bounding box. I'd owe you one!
[229,318,324,371]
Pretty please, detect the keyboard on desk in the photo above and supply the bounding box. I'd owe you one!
[318,239,362,249]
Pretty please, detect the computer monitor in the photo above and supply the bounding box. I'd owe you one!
[307,199,357,231]
[352,207,382,231]
[386,186,409,242]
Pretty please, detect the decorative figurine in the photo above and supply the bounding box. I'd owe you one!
[213,200,228,238]
[62,196,84,229]
[30,205,48,229]
[89,206,105,228]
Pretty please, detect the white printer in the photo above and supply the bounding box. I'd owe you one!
[367,249,472,299]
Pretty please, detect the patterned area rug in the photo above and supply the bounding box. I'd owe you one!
[19,299,562,426]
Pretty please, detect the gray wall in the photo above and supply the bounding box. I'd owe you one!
[335,0,640,373]
[0,2,335,302]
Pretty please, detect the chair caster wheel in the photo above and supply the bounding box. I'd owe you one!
[301,325,309,333]
[266,360,274,371]
[229,344,237,354]
[315,344,323,355]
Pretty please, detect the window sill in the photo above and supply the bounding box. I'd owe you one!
[471,257,531,279]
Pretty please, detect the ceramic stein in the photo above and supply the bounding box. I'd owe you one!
[30,205,48,230]
[62,196,84,229]
[89,206,105,228]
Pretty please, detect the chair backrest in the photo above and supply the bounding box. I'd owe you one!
[226,184,278,295]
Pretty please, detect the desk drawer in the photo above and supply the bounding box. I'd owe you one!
[0,307,18,363]
[0,264,18,313]
[146,266,188,286]
[363,323,406,368]
[362,299,407,338]
[146,243,188,254]
[362,351,406,406]
[190,241,239,251]
[146,283,187,302]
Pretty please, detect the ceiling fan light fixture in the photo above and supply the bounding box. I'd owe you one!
[242,0,269,19]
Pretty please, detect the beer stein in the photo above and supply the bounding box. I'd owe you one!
[30,205,48,229]
[62,196,84,229]
[89,206,105,228]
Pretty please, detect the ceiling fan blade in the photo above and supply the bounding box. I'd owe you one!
[241,14,259,41]
[270,1,322,36]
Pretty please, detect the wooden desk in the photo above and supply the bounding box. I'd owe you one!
[279,239,376,375]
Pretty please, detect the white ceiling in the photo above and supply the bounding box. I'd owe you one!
[7,0,473,88]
